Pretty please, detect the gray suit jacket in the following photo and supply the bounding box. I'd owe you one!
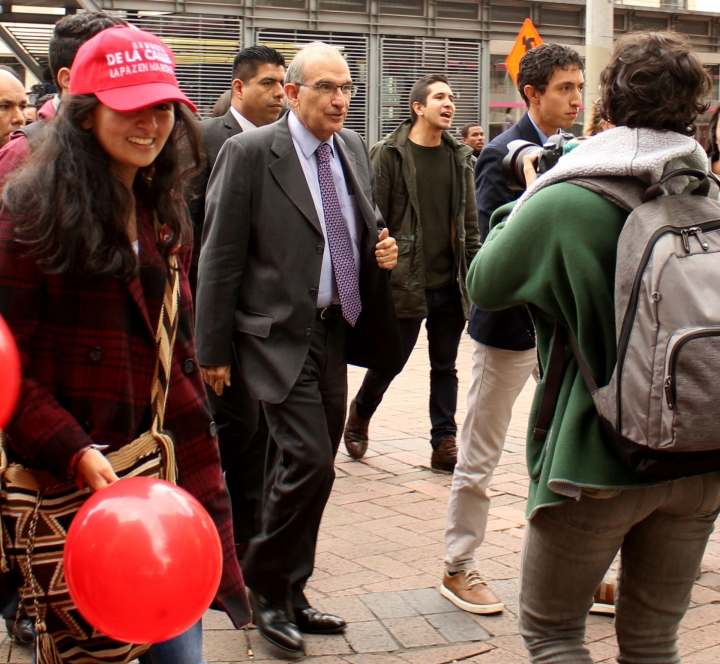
[195,114,402,404]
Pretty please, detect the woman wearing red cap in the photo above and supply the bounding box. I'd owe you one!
[0,26,249,663]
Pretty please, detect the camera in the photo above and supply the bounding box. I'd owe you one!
[502,131,578,191]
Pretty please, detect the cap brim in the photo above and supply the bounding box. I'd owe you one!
[96,81,198,114]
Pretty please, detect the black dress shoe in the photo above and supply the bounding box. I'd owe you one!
[249,590,304,654]
[294,607,347,634]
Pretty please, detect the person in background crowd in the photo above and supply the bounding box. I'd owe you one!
[189,45,286,294]
[212,89,232,118]
[196,41,401,655]
[441,43,586,615]
[467,30,720,662]
[343,74,479,472]
[22,101,37,125]
[0,11,125,184]
[460,122,485,159]
[0,69,26,148]
[706,106,720,176]
[0,26,251,662]
[584,99,614,137]
[189,45,286,566]
[504,107,516,130]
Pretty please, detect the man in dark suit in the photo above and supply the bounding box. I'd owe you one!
[190,45,286,567]
[190,45,286,292]
[195,41,401,654]
[441,43,586,614]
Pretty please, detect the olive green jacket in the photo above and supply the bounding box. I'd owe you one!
[369,119,480,318]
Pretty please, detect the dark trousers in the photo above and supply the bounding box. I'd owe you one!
[355,283,465,448]
[242,315,347,609]
[207,360,268,547]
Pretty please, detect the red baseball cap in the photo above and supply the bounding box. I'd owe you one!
[70,25,197,113]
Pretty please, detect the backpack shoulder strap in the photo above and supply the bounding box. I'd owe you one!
[565,176,647,212]
[532,322,599,443]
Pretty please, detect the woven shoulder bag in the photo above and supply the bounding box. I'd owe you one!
[0,242,180,664]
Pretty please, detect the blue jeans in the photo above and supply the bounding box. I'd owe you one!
[138,620,205,664]
[31,621,205,664]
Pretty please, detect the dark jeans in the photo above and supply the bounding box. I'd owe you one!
[207,359,268,547]
[242,315,347,609]
[355,283,466,448]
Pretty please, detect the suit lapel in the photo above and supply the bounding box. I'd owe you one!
[334,133,376,233]
[268,117,323,236]
[223,109,242,139]
[518,113,543,146]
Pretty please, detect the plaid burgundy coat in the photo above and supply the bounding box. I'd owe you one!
[0,207,251,627]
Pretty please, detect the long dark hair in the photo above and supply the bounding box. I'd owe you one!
[2,94,202,279]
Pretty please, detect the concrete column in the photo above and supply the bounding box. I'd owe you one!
[585,0,614,110]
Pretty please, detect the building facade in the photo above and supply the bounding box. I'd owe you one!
[1,1,719,143]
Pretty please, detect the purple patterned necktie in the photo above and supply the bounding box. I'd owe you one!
[315,142,362,326]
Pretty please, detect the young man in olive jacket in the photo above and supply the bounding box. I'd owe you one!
[343,73,480,471]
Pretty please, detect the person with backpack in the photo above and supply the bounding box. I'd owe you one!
[466,30,720,662]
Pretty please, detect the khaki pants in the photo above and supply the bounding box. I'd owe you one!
[444,340,536,572]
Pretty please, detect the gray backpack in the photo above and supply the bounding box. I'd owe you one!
[534,169,720,479]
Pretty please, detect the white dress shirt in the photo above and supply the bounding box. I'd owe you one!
[230,106,258,133]
[287,111,361,307]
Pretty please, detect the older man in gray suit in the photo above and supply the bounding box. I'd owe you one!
[195,42,401,655]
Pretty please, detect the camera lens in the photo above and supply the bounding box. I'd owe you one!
[502,140,543,191]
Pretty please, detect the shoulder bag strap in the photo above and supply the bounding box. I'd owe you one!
[531,322,599,443]
[532,322,567,443]
[148,215,181,482]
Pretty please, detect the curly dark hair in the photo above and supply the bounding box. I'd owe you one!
[517,43,584,106]
[598,31,712,136]
[706,107,720,163]
[3,95,202,279]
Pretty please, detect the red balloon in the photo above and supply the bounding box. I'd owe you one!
[64,477,222,644]
[0,314,21,429]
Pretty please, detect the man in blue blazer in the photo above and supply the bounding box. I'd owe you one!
[441,43,587,614]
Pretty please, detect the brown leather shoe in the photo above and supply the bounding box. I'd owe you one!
[431,435,458,472]
[344,399,370,459]
[440,569,504,614]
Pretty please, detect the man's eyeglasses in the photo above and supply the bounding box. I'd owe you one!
[299,82,355,98]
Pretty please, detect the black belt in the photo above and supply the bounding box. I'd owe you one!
[316,305,342,320]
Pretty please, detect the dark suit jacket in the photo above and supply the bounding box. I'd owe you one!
[467,112,541,351]
[195,114,402,404]
[188,110,243,286]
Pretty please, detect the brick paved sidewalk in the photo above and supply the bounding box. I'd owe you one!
[4,334,719,663]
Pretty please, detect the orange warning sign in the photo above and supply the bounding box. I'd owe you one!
[505,19,543,86]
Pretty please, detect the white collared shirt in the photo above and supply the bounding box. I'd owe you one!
[287,111,361,307]
[230,106,258,133]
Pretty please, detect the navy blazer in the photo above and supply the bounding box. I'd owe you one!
[467,112,542,351]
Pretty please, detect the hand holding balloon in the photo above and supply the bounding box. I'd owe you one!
[64,477,222,645]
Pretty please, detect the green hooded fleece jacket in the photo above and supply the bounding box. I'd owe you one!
[369,119,481,319]
[468,185,656,517]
